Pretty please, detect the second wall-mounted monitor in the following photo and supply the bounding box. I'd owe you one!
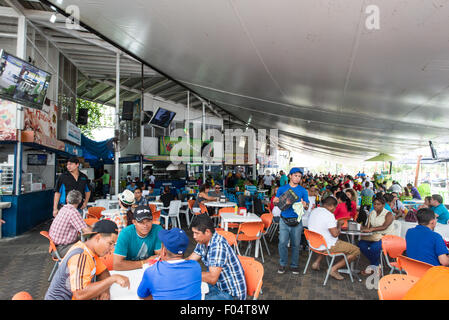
[149,107,176,128]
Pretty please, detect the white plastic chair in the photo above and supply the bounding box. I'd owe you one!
[159,200,182,230]
[95,199,110,210]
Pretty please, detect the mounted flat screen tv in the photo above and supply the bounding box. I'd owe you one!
[0,49,52,110]
[27,154,47,166]
[149,107,176,128]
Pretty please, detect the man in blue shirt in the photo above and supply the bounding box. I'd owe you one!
[406,208,449,266]
[273,167,309,274]
[187,214,246,300]
[430,194,449,224]
[137,228,202,300]
[113,205,162,270]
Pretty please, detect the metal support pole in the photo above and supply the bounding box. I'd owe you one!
[202,102,206,184]
[114,52,120,196]
[15,14,26,196]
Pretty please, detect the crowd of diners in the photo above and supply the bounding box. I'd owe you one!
[44,158,449,300]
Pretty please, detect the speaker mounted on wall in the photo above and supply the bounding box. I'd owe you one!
[77,108,88,125]
[122,101,134,121]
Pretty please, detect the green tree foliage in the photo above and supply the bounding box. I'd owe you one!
[75,98,113,139]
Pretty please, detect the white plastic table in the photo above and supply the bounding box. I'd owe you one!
[109,265,209,300]
[220,212,263,258]
[100,209,120,218]
[204,201,237,208]
[340,229,373,281]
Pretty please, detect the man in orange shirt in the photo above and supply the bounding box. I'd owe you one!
[45,220,130,300]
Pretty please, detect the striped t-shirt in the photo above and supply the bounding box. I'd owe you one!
[45,241,107,300]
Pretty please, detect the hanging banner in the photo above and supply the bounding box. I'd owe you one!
[0,98,17,141]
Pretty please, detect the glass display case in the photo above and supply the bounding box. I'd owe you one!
[0,164,14,194]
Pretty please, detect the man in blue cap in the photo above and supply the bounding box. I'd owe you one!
[137,228,202,300]
[273,167,309,274]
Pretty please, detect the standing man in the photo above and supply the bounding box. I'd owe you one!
[263,170,275,194]
[273,167,309,274]
[95,169,111,199]
[279,170,288,187]
[53,157,91,216]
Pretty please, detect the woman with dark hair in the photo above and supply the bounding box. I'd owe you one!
[358,196,395,276]
[193,184,218,212]
[333,191,357,220]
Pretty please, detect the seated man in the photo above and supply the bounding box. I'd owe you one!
[49,190,91,257]
[391,192,407,219]
[429,194,449,224]
[137,228,202,300]
[187,214,247,300]
[307,196,361,280]
[405,208,449,266]
[113,205,162,270]
[45,220,130,300]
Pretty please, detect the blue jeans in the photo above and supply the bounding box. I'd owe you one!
[358,239,382,266]
[278,218,303,268]
[204,284,236,300]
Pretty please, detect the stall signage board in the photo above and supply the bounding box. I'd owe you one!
[22,103,64,150]
[58,120,81,146]
[0,98,17,141]
[159,136,213,158]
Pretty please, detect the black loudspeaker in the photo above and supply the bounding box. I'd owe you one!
[141,111,153,125]
[77,108,88,125]
[290,157,293,163]
[122,101,134,121]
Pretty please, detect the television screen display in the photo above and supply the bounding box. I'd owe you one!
[27,154,47,166]
[149,107,176,128]
[0,49,52,110]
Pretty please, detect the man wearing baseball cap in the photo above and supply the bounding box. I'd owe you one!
[273,167,309,275]
[137,228,202,300]
[45,220,130,300]
[113,205,162,270]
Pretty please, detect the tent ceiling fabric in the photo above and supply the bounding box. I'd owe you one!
[42,0,449,158]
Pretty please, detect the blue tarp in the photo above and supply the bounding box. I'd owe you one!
[80,134,114,168]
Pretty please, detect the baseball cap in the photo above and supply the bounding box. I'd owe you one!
[119,189,135,205]
[83,219,118,236]
[133,205,153,222]
[158,228,189,255]
[289,167,304,175]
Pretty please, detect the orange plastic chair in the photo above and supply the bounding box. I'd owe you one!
[100,251,114,271]
[84,217,99,226]
[87,206,106,219]
[40,231,63,282]
[260,213,273,256]
[218,207,239,230]
[238,255,264,300]
[378,274,419,300]
[216,230,239,252]
[303,229,354,286]
[380,235,406,275]
[236,222,265,262]
[403,266,449,300]
[397,255,433,278]
[11,291,33,300]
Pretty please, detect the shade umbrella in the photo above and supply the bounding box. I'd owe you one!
[365,153,397,174]
[365,153,397,162]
